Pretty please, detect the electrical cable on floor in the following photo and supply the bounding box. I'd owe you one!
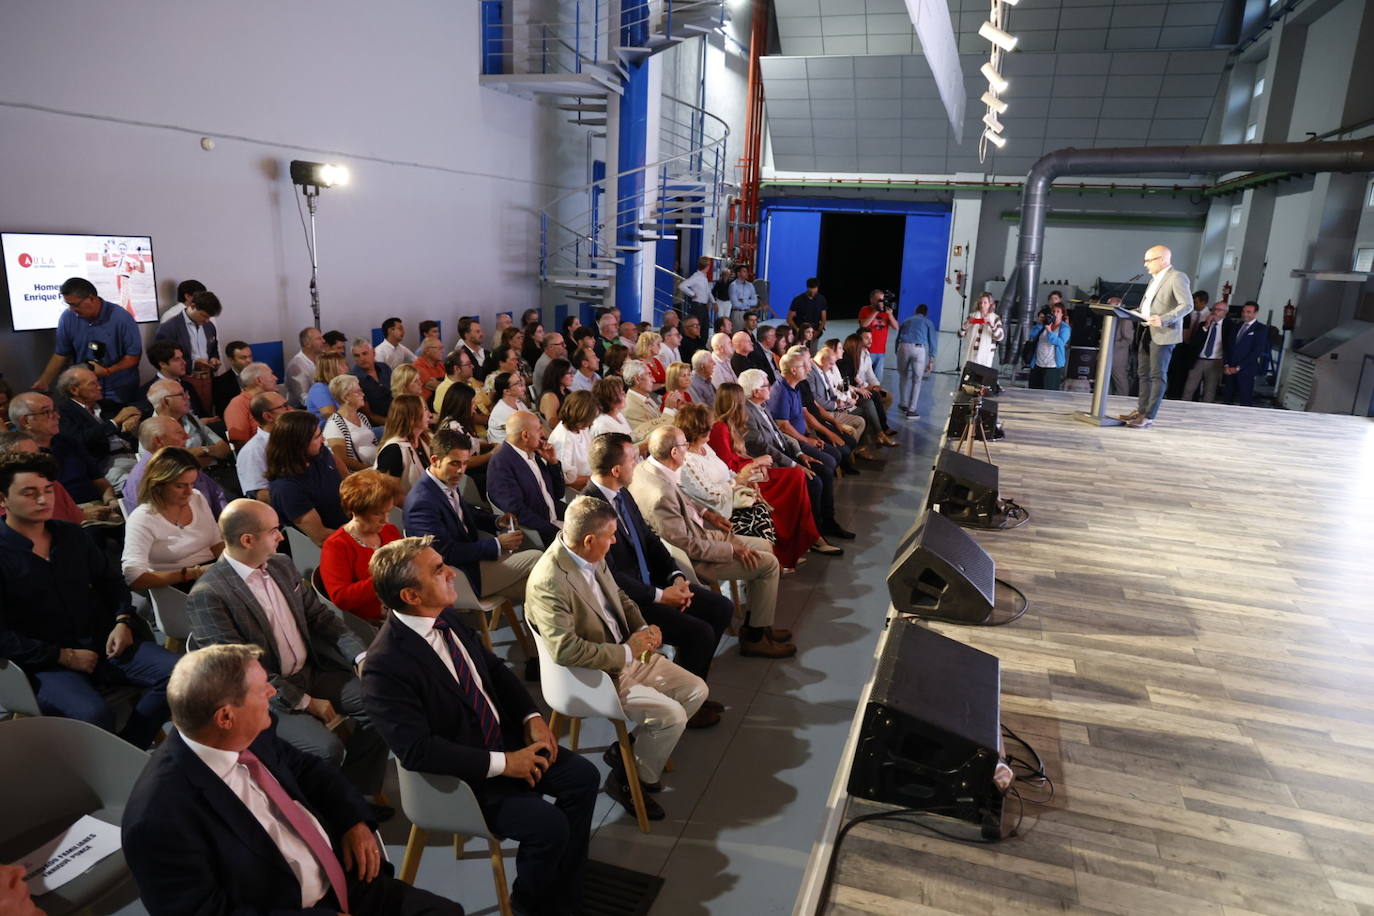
[898,578,1029,627]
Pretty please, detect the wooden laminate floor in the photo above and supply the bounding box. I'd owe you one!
[824,390,1374,916]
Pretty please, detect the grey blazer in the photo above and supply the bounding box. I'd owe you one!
[187,554,367,707]
[1138,267,1194,346]
[742,400,801,468]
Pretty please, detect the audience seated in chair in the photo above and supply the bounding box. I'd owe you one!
[0,451,176,748]
[186,499,389,799]
[320,469,404,622]
[584,432,732,718]
[362,536,598,916]
[0,431,90,525]
[123,415,229,517]
[121,644,462,916]
[122,446,225,593]
[546,389,597,493]
[10,391,119,511]
[628,426,795,658]
[622,359,675,443]
[267,410,346,547]
[134,339,214,420]
[486,411,566,546]
[146,377,233,472]
[235,391,289,503]
[223,362,281,447]
[54,366,140,491]
[688,349,717,407]
[374,394,432,499]
[523,495,709,821]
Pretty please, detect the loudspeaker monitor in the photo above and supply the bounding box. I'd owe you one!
[848,620,1005,839]
[947,392,1002,440]
[960,360,1000,393]
[888,509,995,622]
[928,449,1000,525]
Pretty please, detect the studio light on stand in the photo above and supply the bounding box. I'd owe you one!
[289,160,351,331]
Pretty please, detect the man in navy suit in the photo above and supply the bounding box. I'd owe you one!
[122,643,462,916]
[583,432,731,728]
[486,411,566,546]
[404,427,543,606]
[362,537,598,916]
[154,287,222,376]
[1222,301,1268,407]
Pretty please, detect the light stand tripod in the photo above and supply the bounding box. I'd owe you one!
[302,186,321,332]
[956,387,994,463]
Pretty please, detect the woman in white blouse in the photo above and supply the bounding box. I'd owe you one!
[486,371,527,445]
[589,376,634,441]
[324,374,379,472]
[121,446,224,590]
[546,389,598,492]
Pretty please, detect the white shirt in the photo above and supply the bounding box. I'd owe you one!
[585,480,671,604]
[237,426,271,496]
[548,422,592,485]
[286,351,317,408]
[324,411,378,465]
[1137,269,1167,319]
[856,350,881,388]
[561,536,635,666]
[487,399,519,444]
[590,411,632,440]
[183,313,209,363]
[390,611,539,778]
[121,489,223,584]
[710,354,737,388]
[680,270,712,305]
[374,339,417,369]
[660,344,682,366]
[180,733,331,908]
[680,447,734,519]
[225,555,310,685]
[1200,320,1223,360]
[509,443,561,527]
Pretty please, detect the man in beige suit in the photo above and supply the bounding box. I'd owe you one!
[1119,244,1194,429]
[628,426,795,659]
[524,496,708,822]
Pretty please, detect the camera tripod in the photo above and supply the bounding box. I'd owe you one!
[956,388,994,463]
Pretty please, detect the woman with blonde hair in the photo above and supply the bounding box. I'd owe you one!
[374,394,431,497]
[318,469,402,621]
[306,353,349,422]
[390,362,424,400]
[324,373,379,472]
[708,383,833,565]
[122,446,224,590]
[663,360,693,409]
[634,331,667,386]
[959,291,1004,368]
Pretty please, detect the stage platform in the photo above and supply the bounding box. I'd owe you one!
[802,389,1374,915]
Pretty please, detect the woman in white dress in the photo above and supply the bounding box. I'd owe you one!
[122,446,224,591]
[959,292,1005,368]
[546,389,598,493]
[324,374,379,472]
[486,371,527,445]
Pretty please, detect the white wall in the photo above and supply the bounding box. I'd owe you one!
[0,0,582,385]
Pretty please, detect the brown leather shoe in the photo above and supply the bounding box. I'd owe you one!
[739,633,797,658]
[702,699,725,713]
[686,706,721,729]
[767,626,793,642]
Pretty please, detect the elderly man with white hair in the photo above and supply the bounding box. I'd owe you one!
[708,332,737,388]
[149,378,231,468]
[9,391,120,511]
[54,365,140,489]
[122,415,230,516]
[688,350,717,406]
[621,359,674,442]
[223,362,280,446]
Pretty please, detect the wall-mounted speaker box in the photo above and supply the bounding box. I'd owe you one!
[888,509,996,623]
[927,449,1000,525]
[947,392,1002,440]
[848,620,1006,839]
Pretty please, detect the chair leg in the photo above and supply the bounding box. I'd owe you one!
[614,721,651,834]
[489,838,514,916]
[547,711,562,739]
[504,601,536,658]
[663,758,673,774]
[472,606,494,651]
[568,717,581,750]
[164,637,185,654]
[399,825,427,884]
[453,834,466,858]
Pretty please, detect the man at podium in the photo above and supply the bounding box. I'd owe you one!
[1118,245,1193,429]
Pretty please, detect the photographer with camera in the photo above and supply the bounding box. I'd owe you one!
[1027,300,1071,390]
[857,289,900,376]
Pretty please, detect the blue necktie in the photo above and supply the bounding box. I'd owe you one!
[431,617,502,750]
[614,492,652,584]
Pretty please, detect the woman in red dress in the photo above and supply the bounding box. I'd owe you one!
[319,469,402,621]
[707,382,837,568]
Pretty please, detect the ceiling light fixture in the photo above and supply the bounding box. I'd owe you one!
[978,21,1018,51]
[981,62,1008,94]
[983,112,1004,132]
[981,91,1008,114]
[983,129,1007,149]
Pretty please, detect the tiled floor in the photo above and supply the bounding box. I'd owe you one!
[105,337,956,916]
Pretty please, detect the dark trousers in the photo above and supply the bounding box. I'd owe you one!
[640,585,732,678]
[1135,338,1175,420]
[1167,347,1197,399]
[326,872,463,916]
[479,749,600,916]
[1223,368,1258,406]
[798,442,837,525]
[272,666,389,796]
[33,638,177,749]
[1028,366,1064,390]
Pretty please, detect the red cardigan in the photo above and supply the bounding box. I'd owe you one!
[318,523,402,621]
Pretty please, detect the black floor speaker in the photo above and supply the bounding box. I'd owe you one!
[927,449,1000,525]
[848,620,1005,839]
[947,392,1003,440]
[960,360,1001,393]
[888,509,996,622]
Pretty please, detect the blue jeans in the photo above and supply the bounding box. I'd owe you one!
[32,638,177,749]
[870,353,886,375]
[1136,339,1175,420]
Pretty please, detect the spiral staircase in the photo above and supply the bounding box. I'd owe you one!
[479,0,730,320]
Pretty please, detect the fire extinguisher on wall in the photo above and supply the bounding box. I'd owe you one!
[1283,299,1295,330]
[1221,281,1232,304]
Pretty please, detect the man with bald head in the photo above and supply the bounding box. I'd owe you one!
[486,411,567,546]
[709,332,737,388]
[187,499,389,803]
[149,378,232,468]
[1119,244,1194,428]
[122,415,229,516]
[728,330,756,378]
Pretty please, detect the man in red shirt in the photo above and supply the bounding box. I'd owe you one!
[857,289,899,376]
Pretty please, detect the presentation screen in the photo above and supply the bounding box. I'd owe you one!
[2,233,158,330]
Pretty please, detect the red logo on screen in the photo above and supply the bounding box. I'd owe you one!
[17,253,33,268]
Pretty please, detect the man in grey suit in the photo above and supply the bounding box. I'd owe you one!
[1119,245,1194,429]
[187,498,389,802]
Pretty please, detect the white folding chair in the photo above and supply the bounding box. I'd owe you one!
[285,526,322,579]
[664,542,701,586]
[388,505,404,531]
[396,767,514,916]
[530,629,654,833]
[450,567,535,658]
[149,586,192,653]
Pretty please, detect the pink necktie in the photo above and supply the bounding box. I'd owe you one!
[238,750,349,912]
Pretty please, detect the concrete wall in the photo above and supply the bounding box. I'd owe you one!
[0,0,582,386]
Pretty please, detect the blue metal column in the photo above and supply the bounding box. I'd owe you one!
[480,1,505,75]
[614,0,650,322]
